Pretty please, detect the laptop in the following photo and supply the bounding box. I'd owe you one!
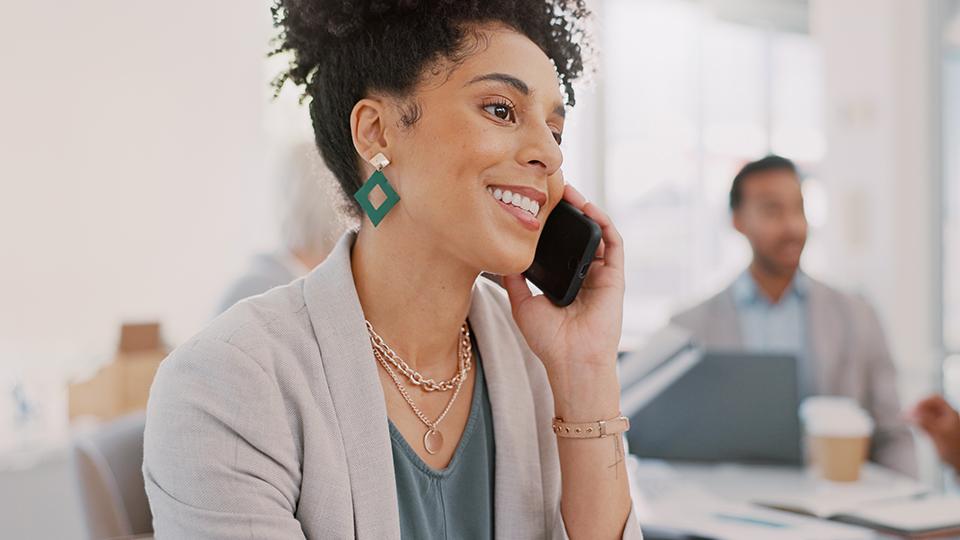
[624,351,803,465]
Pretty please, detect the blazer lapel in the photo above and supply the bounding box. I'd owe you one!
[806,279,843,395]
[709,287,745,350]
[469,284,547,539]
[303,231,401,539]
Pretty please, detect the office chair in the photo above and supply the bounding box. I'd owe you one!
[72,412,152,540]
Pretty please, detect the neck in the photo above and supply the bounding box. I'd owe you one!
[749,260,797,304]
[351,224,478,375]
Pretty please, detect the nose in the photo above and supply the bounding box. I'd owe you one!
[517,123,563,176]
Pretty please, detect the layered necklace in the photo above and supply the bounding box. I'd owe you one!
[366,320,472,455]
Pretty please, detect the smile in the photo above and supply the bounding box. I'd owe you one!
[486,187,541,217]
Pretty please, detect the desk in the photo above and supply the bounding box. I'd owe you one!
[629,457,933,539]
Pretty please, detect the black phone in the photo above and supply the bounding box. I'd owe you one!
[522,199,602,307]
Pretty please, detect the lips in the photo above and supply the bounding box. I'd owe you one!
[487,186,546,232]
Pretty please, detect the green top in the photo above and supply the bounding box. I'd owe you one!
[388,341,496,539]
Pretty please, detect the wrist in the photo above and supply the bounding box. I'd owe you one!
[552,415,630,438]
[549,361,621,422]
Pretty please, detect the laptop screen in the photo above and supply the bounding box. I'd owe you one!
[625,351,803,465]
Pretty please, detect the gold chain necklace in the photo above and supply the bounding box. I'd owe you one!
[365,320,471,392]
[366,321,471,455]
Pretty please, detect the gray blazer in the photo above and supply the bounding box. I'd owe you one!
[671,276,916,476]
[143,230,642,539]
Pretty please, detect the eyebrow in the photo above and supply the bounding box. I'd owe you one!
[466,72,566,119]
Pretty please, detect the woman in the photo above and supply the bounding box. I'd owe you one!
[143,1,641,538]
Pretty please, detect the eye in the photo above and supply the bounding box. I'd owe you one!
[552,131,563,145]
[482,100,516,123]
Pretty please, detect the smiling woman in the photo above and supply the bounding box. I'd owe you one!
[142,1,642,539]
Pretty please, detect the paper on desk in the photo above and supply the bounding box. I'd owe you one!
[836,495,960,533]
[649,501,876,540]
[629,458,874,540]
[750,468,927,518]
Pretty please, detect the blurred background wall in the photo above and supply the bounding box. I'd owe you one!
[1,1,273,367]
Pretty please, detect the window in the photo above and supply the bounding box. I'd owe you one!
[598,0,825,343]
[941,0,960,352]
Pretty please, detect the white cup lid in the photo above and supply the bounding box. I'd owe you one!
[800,396,874,437]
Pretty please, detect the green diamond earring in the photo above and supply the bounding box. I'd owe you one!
[354,152,400,227]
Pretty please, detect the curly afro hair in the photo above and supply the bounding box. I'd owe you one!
[270,0,591,217]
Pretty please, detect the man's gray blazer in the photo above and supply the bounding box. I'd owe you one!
[671,275,917,476]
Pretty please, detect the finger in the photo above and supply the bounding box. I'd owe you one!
[911,413,937,433]
[929,395,952,411]
[908,402,939,425]
[916,394,947,406]
[502,273,534,313]
[562,183,589,210]
[915,395,952,416]
[579,201,624,273]
[906,406,929,423]
[909,413,943,438]
[911,405,952,433]
[594,238,606,261]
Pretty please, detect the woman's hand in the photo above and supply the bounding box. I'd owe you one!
[502,183,625,419]
[909,395,960,471]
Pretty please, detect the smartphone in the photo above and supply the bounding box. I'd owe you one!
[523,199,602,307]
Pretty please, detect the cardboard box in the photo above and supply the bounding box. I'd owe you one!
[68,322,168,421]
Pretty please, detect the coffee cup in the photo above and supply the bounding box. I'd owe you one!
[799,396,873,482]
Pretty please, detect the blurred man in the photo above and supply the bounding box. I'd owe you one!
[216,141,347,314]
[671,155,916,475]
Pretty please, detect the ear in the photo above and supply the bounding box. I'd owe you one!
[732,210,746,235]
[350,97,391,175]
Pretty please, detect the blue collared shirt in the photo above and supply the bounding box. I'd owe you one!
[732,271,814,397]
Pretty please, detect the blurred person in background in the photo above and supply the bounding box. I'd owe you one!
[216,141,347,313]
[671,155,916,476]
[143,1,641,538]
[910,395,960,473]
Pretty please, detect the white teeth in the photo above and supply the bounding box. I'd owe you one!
[488,187,540,217]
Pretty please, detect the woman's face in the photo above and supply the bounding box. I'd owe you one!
[374,25,566,275]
